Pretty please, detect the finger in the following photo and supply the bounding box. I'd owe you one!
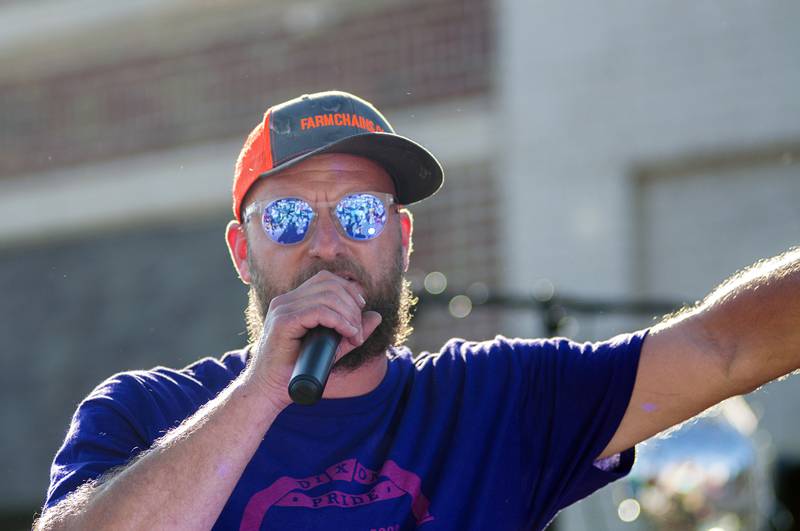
[333,310,384,360]
[322,277,367,310]
[288,290,363,332]
[278,300,361,342]
[305,271,367,308]
[340,311,379,350]
[338,278,367,308]
[290,277,366,318]
[290,305,361,341]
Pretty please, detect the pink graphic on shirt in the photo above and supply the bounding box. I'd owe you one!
[239,458,433,530]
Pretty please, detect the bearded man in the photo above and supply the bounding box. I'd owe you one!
[37,91,800,530]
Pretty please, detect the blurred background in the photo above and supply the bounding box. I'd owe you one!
[1,0,799,529]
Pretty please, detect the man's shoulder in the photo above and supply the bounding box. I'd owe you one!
[410,335,554,368]
[175,347,250,388]
[412,332,646,365]
[405,332,646,386]
[83,348,249,414]
[398,336,543,391]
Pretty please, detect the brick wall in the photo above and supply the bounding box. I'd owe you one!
[0,0,492,179]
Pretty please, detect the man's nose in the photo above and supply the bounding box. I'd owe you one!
[307,210,346,260]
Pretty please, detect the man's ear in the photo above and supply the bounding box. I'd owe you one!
[225,220,252,284]
[398,209,413,272]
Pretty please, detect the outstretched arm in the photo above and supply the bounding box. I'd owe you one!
[601,247,800,458]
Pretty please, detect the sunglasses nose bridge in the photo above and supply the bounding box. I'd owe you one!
[306,206,347,259]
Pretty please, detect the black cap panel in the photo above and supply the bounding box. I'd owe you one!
[269,93,394,166]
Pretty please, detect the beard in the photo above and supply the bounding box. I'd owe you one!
[244,246,416,373]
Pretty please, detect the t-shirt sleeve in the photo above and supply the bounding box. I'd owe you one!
[514,329,648,513]
[42,355,242,512]
[43,373,153,510]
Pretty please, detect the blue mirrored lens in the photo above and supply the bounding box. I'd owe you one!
[263,198,315,245]
[335,193,387,241]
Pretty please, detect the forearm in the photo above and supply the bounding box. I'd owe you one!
[36,372,285,531]
[690,247,800,392]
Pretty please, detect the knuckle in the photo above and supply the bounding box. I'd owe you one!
[315,306,336,324]
[268,293,286,309]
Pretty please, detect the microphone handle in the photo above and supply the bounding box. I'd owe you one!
[288,327,341,405]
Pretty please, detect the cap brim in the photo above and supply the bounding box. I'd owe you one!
[255,132,444,206]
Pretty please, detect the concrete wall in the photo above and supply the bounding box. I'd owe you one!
[498,0,800,297]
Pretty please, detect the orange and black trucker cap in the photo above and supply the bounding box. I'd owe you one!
[232,90,444,222]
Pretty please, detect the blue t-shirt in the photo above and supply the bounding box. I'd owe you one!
[45,331,647,530]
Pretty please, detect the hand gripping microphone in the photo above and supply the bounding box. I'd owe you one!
[288,327,341,405]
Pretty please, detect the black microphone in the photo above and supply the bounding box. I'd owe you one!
[288,327,341,405]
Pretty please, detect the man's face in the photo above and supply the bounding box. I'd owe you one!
[238,154,415,373]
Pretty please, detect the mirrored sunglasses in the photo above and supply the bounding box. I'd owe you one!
[243,192,396,245]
